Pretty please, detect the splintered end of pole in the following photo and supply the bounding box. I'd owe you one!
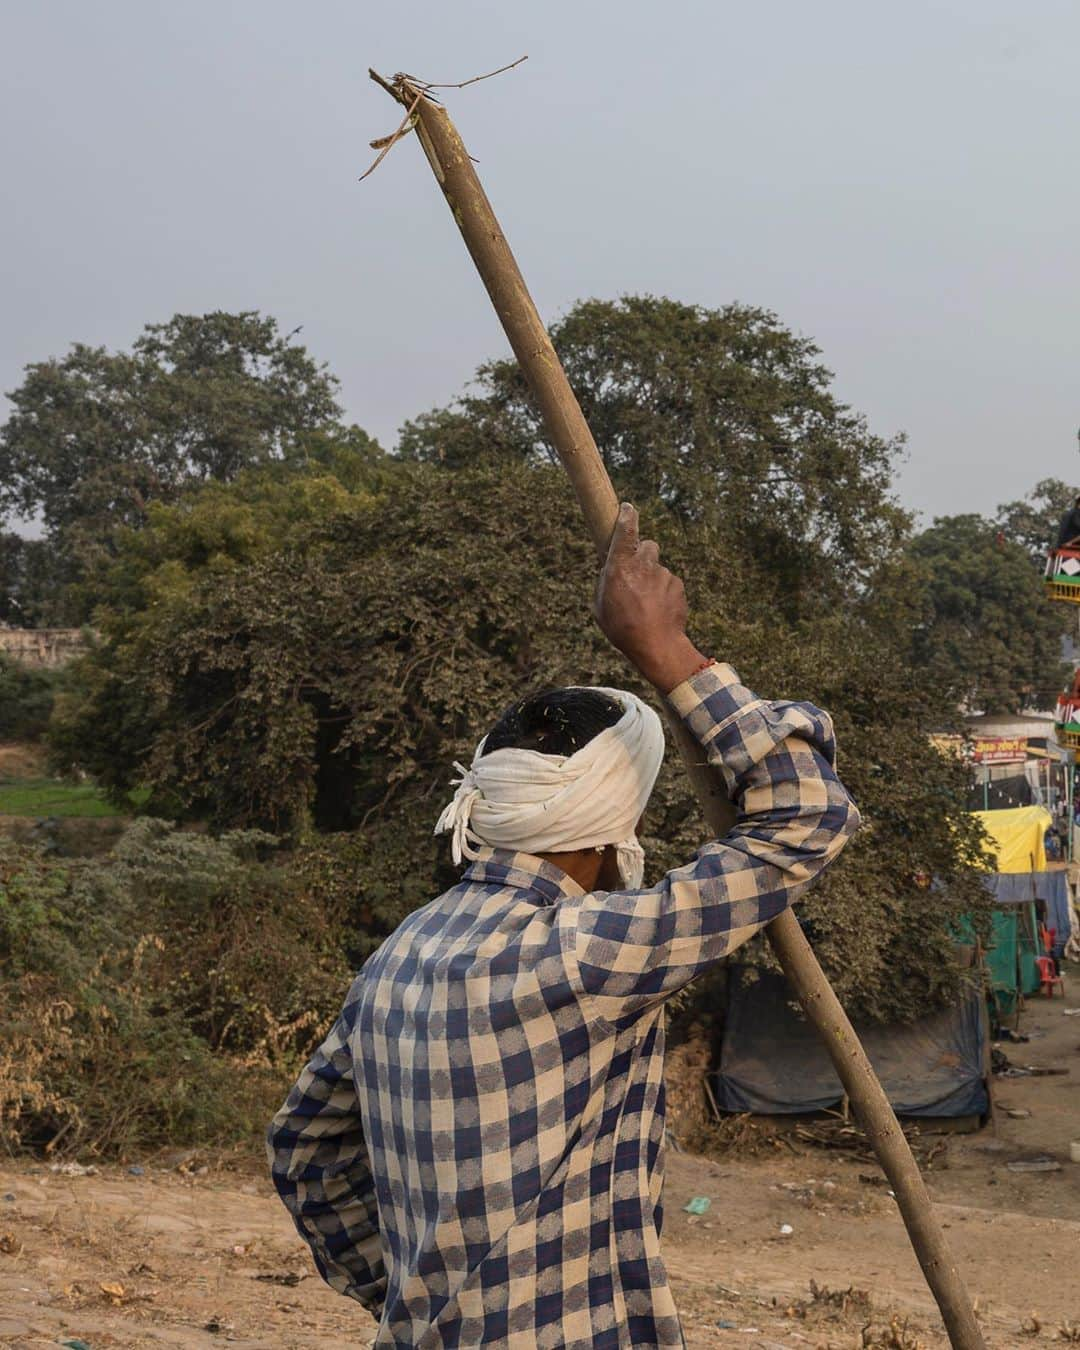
[360,71,432,181]
[361,58,528,181]
[367,68,422,107]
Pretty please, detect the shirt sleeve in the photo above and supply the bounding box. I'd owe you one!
[571,662,861,1022]
[266,977,386,1315]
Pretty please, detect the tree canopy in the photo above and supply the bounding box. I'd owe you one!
[0,312,345,610]
[907,513,1067,714]
[0,292,1004,1024]
[400,296,910,614]
[0,531,76,626]
[996,477,1077,566]
[54,439,990,1023]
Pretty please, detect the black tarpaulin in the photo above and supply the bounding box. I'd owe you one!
[713,968,988,1118]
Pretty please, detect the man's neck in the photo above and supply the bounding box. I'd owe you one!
[535,847,613,892]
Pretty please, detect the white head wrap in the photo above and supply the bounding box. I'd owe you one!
[434,687,665,888]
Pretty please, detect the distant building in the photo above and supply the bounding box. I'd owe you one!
[933,710,1062,813]
[962,710,1056,744]
[0,627,87,670]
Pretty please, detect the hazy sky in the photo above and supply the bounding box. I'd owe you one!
[2,0,1078,525]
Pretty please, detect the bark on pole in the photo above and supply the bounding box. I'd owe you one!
[370,71,986,1350]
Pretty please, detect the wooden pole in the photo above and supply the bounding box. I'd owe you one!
[369,71,986,1350]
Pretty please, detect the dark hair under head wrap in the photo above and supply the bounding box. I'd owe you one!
[482,688,623,759]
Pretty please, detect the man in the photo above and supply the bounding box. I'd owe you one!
[268,504,859,1348]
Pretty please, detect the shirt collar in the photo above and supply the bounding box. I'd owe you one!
[460,847,586,906]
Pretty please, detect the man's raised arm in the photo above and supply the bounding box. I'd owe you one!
[568,504,860,1022]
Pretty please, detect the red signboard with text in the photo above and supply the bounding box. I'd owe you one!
[970,736,1027,764]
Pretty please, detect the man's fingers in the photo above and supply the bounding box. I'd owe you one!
[606,502,639,558]
[638,539,660,564]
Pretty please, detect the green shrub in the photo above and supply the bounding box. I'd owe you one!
[0,655,61,740]
[0,822,354,1159]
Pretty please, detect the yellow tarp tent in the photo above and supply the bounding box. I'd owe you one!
[972,805,1051,874]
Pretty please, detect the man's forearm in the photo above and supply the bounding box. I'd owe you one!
[266,996,387,1312]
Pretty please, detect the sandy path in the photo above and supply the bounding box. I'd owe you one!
[1,996,1077,1348]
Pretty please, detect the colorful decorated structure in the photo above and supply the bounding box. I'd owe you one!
[1054,670,1080,750]
[1044,546,1080,603]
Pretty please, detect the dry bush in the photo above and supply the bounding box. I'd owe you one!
[0,821,354,1159]
[663,1023,711,1141]
[0,986,77,1150]
[0,741,49,779]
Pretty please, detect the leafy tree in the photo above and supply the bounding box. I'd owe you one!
[0,312,347,615]
[54,452,990,1023]
[996,477,1077,566]
[0,532,79,626]
[400,295,910,612]
[907,514,1067,713]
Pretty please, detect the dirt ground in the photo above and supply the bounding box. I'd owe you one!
[1,991,1078,1350]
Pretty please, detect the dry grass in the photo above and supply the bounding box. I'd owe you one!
[0,741,48,780]
[859,1315,927,1349]
[663,1025,711,1139]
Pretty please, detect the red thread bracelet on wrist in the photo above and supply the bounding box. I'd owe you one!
[688,657,714,678]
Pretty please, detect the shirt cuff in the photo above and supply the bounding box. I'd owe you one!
[666,662,762,732]
[668,661,840,798]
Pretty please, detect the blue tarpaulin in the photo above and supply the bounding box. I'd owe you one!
[986,870,1071,946]
[713,968,988,1118]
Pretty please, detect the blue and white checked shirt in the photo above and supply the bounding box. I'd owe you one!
[268,662,859,1347]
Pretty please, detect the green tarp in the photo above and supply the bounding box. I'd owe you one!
[983,901,1042,1018]
[956,879,1044,1020]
